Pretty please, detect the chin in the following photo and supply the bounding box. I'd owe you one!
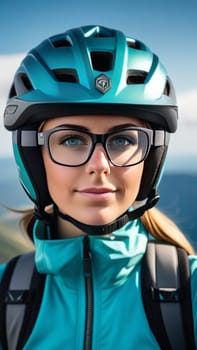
[79,210,119,226]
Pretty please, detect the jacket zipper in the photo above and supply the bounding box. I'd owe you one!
[83,236,93,350]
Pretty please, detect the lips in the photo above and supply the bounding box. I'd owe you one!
[75,187,118,200]
[78,187,117,194]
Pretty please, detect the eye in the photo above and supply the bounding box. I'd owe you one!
[111,136,130,146]
[109,134,137,149]
[55,130,89,148]
[61,135,84,147]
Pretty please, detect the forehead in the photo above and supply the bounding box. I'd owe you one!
[42,115,146,131]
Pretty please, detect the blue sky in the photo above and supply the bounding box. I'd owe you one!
[1,0,197,92]
[0,0,197,164]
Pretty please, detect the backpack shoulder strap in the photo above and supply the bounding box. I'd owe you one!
[0,251,46,350]
[141,240,195,350]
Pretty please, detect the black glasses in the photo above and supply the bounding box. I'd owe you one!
[37,126,169,167]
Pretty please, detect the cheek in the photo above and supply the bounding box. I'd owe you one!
[42,149,74,201]
[121,162,144,200]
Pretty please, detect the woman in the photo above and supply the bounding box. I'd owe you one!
[1,25,196,349]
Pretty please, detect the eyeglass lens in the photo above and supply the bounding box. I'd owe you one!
[48,128,149,166]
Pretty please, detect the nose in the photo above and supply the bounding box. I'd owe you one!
[86,144,111,175]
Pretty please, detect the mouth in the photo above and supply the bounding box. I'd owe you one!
[76,187,118,200]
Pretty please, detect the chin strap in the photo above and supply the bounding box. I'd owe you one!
[53,190,160,236]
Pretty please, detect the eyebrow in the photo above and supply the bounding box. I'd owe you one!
[53,123,139,133]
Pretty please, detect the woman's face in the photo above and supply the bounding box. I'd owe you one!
[42,115,145,236]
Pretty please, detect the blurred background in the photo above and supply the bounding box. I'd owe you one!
[0,0,197,260]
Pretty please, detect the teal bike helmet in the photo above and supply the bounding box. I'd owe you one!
[4,25,178,234]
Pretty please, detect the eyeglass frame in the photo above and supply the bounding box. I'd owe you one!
[17,126,170,167]
[29,126,170,167]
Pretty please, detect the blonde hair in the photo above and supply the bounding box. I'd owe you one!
[141,207,195,255]
[20,206,195,255]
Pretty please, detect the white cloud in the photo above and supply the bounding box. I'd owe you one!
[0,54,25,100]
[0,53,196,159]
[177,90,197,125]
[0,53,25,157]
[169,90,197,157]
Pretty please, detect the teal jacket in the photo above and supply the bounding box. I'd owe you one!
[0,218,197,349]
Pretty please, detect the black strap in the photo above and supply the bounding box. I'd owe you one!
[0,255,20,350]
[177,247,196,349]
[0,252,46,350]
[54,191,159,236]
[141,241,195,350]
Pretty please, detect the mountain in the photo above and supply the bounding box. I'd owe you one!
[158,174,197,250]
[0,157,197,256]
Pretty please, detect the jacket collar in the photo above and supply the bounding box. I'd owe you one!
[33,219,148,288]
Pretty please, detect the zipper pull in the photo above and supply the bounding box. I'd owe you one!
[83,236,92,277]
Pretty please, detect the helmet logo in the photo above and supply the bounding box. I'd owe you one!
[95,74,111,94]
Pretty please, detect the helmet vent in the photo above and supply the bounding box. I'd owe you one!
[84,26,113,38]
[8,83,17,98]
[90,52,113,72]
[163,80,170,96]
[127,40,141,50]
[94,33,109,38]
[14,73,34,95]
[53,69,79,83]
[52,38,72,48]
[127,70,147,84]
[93,30,113,38]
